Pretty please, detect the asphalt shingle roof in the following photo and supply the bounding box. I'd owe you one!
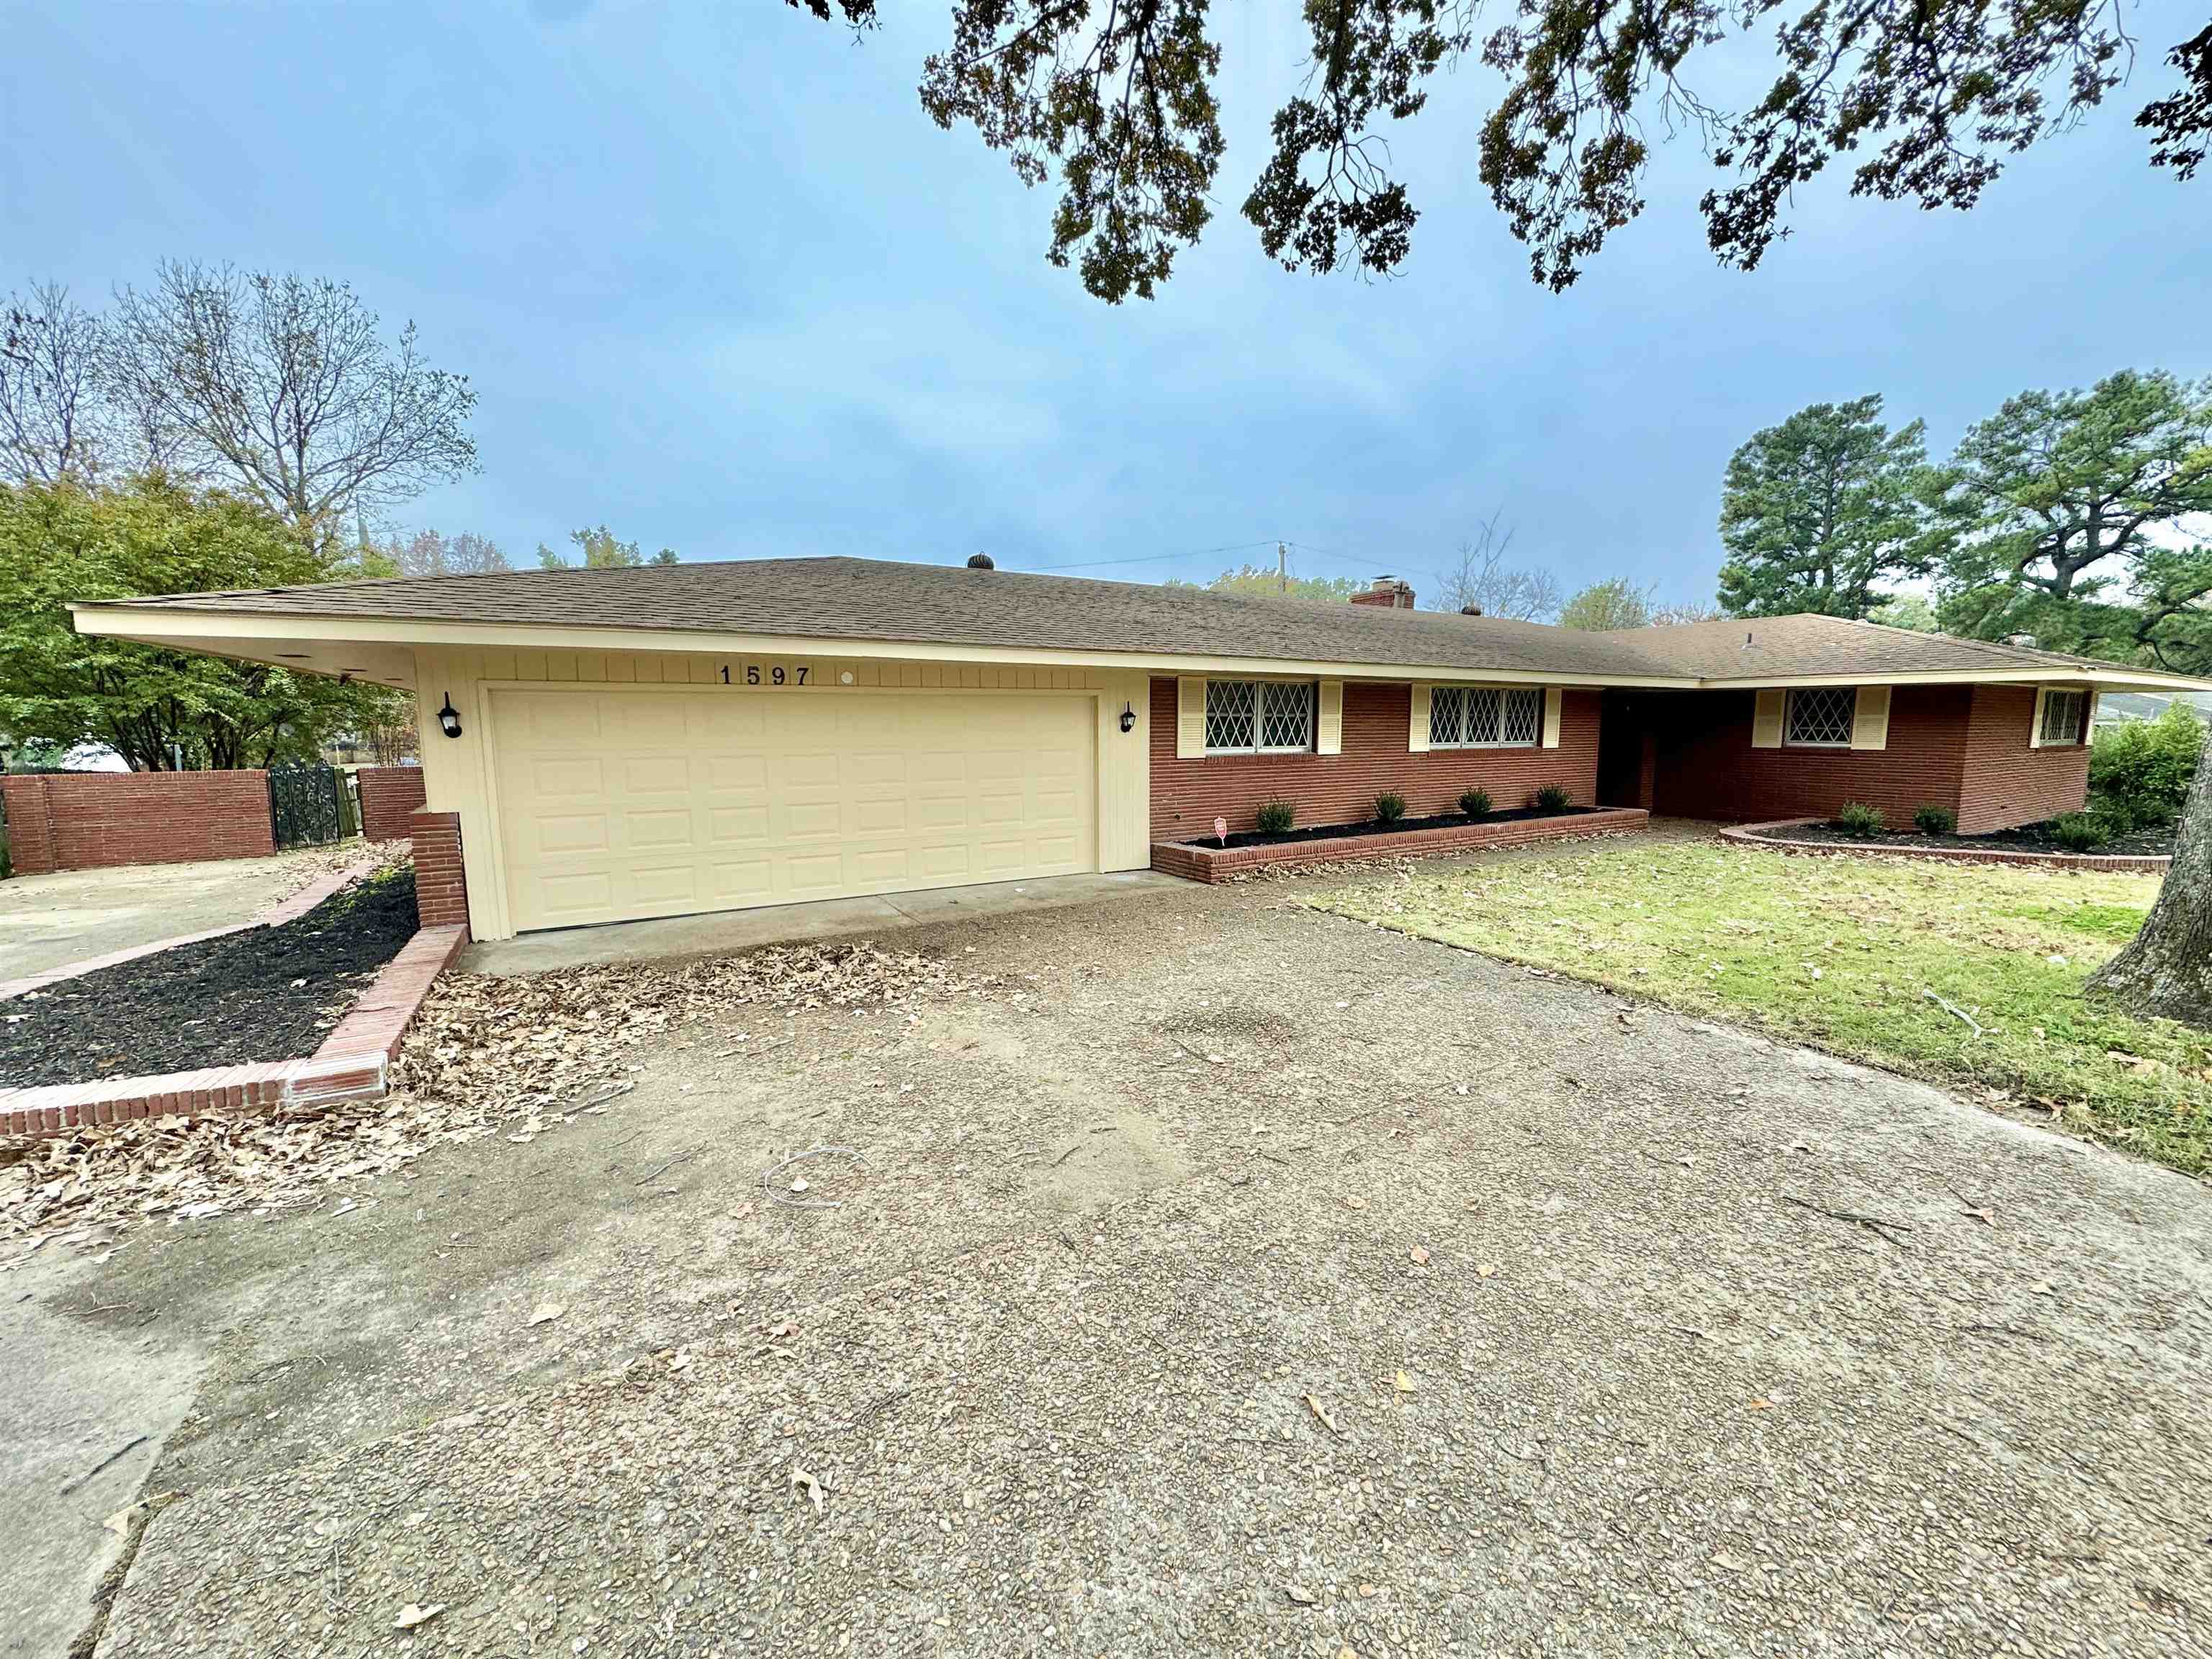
[82,556,2168,685]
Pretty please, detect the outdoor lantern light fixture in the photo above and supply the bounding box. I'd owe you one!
[1118,702,1136,734]
[437,694,463,739]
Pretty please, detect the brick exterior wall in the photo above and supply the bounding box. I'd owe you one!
[1645,684,2089,833]
[410,808,470,933]
[0,770,275,875]
[1956,684,2093,835]
[357,765,428,842]
[1149,678,1602,841]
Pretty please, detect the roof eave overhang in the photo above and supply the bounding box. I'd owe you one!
[65,605,1687,688]
[68,603,2212,696]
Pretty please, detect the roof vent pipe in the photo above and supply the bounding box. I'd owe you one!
[967,552,995,570]
[1460,604,1483,616]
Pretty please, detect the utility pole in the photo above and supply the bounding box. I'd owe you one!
[1277,542,1287,594]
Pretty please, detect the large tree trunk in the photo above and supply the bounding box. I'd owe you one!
[2088,721,2212,1026]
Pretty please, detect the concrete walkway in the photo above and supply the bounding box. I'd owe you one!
[459,869,1185,974]
[0,848,368,983]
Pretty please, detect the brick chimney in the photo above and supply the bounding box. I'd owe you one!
[1351,575,1415,610]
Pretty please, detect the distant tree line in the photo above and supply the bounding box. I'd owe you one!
[1714,372,2212,676]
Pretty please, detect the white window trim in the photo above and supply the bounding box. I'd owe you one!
[1204,678,1316,755]
[1429,685,1544,750]
[2038,687,2087,747]
[1783,686,1858,750]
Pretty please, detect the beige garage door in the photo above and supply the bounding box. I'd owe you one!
[490,688,1097,932]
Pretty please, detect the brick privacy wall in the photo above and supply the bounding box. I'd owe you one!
[1955,683,2092,835]
[1149,678,1601,841]
[1649,686,1977,829]
[0,771,275,875]
[357,765,428,842]
[410,808,470,933]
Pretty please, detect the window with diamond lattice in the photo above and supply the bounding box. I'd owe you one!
[1784,686,1857,747]
[1430,685,1542,747]
[1259,682,1313,750]
[2040,688,2085,745]
[1205,680,1312,753]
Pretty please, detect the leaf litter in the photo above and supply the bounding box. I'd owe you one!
[2,941,986,1257]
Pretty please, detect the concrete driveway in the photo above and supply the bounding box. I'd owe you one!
[0,848,357,981]
[9,866,2208,1657]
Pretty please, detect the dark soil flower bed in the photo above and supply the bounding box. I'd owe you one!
[0,868,418,1089]
[1750,819,2177,858]
[1185,804,1601,851]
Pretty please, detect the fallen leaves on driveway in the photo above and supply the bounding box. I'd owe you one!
[1,942,988,1256]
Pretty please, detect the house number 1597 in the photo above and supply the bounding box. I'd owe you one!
[721,664,807,685]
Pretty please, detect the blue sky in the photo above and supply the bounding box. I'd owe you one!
[4,1,2205,609]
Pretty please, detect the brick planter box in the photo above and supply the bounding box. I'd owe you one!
[1153,806,1650,883]
[1720,818,2172,874]
[0,924,467,1139]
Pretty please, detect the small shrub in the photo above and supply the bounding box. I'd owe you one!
[2090,703,2201,827]
[1834,801,1886,837]
[1912,804,1957,836]
[2051,811,2103,853]
[1531,783,1573,814]
[1458,788,1493,818]
[1254,798,1295,835]
[1373,791,1407,825]
[2089,801,2134,844]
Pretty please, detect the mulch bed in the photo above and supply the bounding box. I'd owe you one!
[0,868,419,1089]
[1751,819,2178,858]
[1187,804,1599,851]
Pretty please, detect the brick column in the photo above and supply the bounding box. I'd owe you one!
[357,765,428,842]
[0,777,59,875]
[410,808,471,935]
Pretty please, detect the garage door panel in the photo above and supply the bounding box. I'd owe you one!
[626,809,695,849]
[493,688,1096,931]
[623,756,690,796]
[704,755,768,791]
[709,806,770,842]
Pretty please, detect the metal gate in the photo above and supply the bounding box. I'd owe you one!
[268,765,346,848]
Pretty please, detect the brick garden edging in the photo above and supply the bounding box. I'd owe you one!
[1153,806,1651,883]
[0,847,396,1002]
[1719,818,2172,874]
[0,924,467,1138]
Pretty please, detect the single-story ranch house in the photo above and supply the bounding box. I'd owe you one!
[71,557,2211,941]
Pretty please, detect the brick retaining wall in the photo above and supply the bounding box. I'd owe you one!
[1,771,275,874]
[1154,806,1650,882]
[1719,819,2171,873]
[410,808,469,931]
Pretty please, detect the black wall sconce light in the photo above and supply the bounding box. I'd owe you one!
[437,694,463,739]
[1118,702,1136,734]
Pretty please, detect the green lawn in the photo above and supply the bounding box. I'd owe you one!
[1310,840,2211,1179]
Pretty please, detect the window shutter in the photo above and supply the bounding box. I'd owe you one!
[1408,685,1431,752]
[1541,688,1564,749]
[1848,685,1892,750]
[1317,681,1343,755]
[1751,689,1785,749]
[1177,677,1206,759]
[2029,686,2049,749]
